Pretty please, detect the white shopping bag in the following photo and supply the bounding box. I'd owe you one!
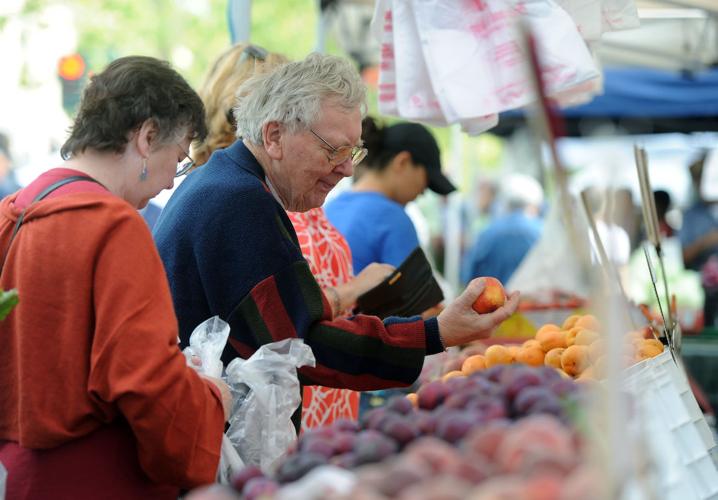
[412,0,600,120]
[392,0,447,125]
[601,0,640,32]
[554,0,603,41]
[372,0,399,117]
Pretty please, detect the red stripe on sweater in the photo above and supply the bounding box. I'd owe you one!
[327,315,426,349]
[249,275,297,342]
[299,362,411,392]
[228,338,255,360]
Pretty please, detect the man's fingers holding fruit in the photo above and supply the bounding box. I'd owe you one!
[438,277,519,347]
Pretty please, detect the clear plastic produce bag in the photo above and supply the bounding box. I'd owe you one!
[182,316,243,483]
[0,461,6,500]
[225,339,316,473]
[182,316,230,379]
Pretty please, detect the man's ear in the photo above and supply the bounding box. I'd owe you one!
[135,118,158,158]
[263,121,284,160]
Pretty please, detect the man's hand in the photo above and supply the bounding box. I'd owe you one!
[437,278,520,347]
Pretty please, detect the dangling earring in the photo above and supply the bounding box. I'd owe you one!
[139,158,148,181]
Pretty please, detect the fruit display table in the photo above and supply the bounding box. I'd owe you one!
[219,314,718,500]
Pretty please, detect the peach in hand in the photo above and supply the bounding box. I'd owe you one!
[471,277,507,314]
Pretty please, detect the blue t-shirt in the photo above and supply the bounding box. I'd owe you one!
[679,201,718,271]
[325,191,419,273]
[461,211,542,285]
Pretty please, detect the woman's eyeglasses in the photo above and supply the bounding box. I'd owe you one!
[176,144,195,177]
[309,128,368,168]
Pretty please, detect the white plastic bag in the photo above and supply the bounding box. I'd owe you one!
[182,316,230,379]
[601,0,640,32]
[225,339,316,473]
[508,197,591,297]
[0,461,6,500]
[412,0,599,121]
[373,0,400,117]
[182,316,243,484]
[392,0,447,125]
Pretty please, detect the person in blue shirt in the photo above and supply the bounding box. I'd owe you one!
[680,151,718,327]
[0,134,21,199]
[462,173,544,285]
[325,117,456,273]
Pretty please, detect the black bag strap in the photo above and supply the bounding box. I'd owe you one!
[0,175,103,275]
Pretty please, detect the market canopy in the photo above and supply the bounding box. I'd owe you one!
[496,66,718,136]
[562,66,718,118]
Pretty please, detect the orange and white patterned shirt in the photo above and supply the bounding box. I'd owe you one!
[287,207,360,430]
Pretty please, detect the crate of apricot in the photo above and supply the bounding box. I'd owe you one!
[443,313,664,383]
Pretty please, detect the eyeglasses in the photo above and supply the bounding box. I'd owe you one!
[309,128,368,168]
[176,144,195,177]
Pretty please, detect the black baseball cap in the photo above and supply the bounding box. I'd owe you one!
[382,122,456,195]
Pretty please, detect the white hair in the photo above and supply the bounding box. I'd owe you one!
[500,173,544,211]
[234,53,367,144]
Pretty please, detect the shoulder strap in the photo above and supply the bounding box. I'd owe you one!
[0,175,103,275]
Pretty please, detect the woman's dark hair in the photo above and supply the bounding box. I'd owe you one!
[360,116,399,171]
[60,56,207,160]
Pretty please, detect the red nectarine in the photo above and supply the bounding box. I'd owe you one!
[471,277,507,314]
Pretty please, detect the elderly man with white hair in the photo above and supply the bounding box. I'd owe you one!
[153,53,519,426]
[462,173,544,286]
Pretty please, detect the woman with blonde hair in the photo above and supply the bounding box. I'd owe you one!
[190,43,393,429]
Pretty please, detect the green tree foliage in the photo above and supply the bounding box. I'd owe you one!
[20,0,324,88]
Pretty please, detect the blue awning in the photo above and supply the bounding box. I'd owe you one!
[561,67,718,118]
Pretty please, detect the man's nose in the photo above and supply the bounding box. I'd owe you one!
[334,158,353,178]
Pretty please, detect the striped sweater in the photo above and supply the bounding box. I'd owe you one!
[153,141,442,390]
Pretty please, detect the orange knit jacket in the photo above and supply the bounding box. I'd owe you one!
[0,191,224,489]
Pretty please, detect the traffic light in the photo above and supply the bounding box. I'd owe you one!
[58,53,86,114]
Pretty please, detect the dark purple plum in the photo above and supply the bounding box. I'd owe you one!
[243,477,279,499]
[503,369,544,401]
[513,386,558,416]
[353,430,399,465]
[230,465,264,493]
[332,418,359,432]
[384,394,414,415]
[413,410,438,435]
[300,437,336,459]
[275,452,327,484]
[417,380,451,410]
[435,411,477,444]
[332,431,357,454]
[361,407,392,431]
[381,415,420,447]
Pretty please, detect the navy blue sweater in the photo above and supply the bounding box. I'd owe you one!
[153,141,442,390]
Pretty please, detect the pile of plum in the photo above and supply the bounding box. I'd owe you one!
[232,364,592,500]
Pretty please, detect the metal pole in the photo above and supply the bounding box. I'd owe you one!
[227,0,252,44]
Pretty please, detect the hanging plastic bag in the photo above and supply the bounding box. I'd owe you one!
[182,316,243,484]
[225,338,316,473]
[412,0,599,120]
[182,316,230,379]
[392,0,447,125]
[508,196,591,298]
[601,0,640,33]
[0,461,6,500]
[372,0,400,117]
